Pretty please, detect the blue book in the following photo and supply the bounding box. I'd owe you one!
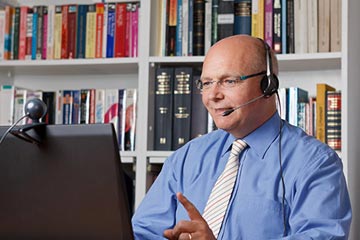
[62,90,74,125]
[76,5,88,58]
[106,3,116,58]
[281,0,287,54]
[175,0,183,56]
[72,90,81,124]
[31,7,38,60]
[188,0,193,56]
[234,0,251,35]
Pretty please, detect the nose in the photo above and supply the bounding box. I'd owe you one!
[204,83,224,101]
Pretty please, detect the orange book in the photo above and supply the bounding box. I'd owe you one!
[61,5,68,59]
[316,83,335,143]
[18,6,28,60]
[4,6,14,60]
[95,3,104,58]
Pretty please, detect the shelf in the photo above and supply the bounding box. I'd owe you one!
[0,58,139,75]
[149,52,341,72]
[147,151,172,164]
[120,151,137,164]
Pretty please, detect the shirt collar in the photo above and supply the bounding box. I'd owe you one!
[243,112,281,158]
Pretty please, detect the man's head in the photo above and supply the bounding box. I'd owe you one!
[200,35,279,138]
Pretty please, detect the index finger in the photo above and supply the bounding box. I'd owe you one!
[177,192,204,221]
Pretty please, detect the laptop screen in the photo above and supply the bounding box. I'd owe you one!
[0,123,134,239]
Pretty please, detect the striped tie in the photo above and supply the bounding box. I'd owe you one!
[202,139,247,238]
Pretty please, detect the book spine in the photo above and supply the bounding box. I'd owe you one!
[264,0,273,48]
[251,0,265,39]
[316,83,335,143]
[124,88,137,151]
[193,0,205,56]
[41,91,56,124]
[104,89,119,137]
[95,89,105,123]
[25,8,33,60]
[318,0,330,52]
[0,10,5,60]
[182,0,189,56]
[76,5,87,59]
[80,89,90,124]
[330,0,341,52]
[281,0,287,54]
[36,6,44,60]
[3,6,13,60]
[234,0,251,35]
[72,90,80,124]
[62,90,74,125]
[294,0,308,53]
[172,67,192,150]
[188,0,194,55]
[286,0,294,53]
[67,5,77,59]
[166,0,177,56]
[0,85,15,125]
[89,89,96,123]
[125,4,131,57]
[217,0,234,41]
[118,89,126,150]
[131,4,138,57]
[102,3,108,58]
[61,5,68,59]
[46,5,55,60]
[114,3,127,57]
[273,0,282,53]
[42,6,48,59]
[85,4,96,58]
[106,3,115,58]
[176,0,183,56]
[307,0,318,53]
[53,5,62,59]
[95,3,104,58]
[18,6,27,60]
[31,7,38,60]
[325,91,341,150]
[191,72,208,139]
[10,7,17,60]
[204,0,212,54]
[154,67,174,150]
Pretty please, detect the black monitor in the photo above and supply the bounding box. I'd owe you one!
[0,123,134,239]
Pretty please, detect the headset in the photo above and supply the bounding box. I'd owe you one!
[259,38,279,97]
[258,38,287,236]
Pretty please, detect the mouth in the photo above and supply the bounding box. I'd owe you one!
[213,108,232,116]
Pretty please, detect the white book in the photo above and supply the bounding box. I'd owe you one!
[47,5,55,60]
[307,0,318,53]
[294,0,308,53]
[95,89,105,123]
[204,0,212,54]
[13,88,27,125]
[0,10,5,60]
[318,0,330,52]
[55,90,63,124]
[124,88,137,151]
[330,0,341,52]
[0,85,15,126]
[104,89,119,138]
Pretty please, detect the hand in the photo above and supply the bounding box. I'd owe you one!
[163,192,216,240]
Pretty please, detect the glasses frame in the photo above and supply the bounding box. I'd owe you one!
[196,70,267,91]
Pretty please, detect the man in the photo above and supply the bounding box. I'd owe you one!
[132,35,352,239]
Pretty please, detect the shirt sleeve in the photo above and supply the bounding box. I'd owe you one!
[273,150,352,239]
[131,154,179,240]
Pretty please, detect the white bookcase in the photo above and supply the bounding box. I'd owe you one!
[1,0,360,239]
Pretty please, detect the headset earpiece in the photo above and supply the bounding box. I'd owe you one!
[259,39,279,97]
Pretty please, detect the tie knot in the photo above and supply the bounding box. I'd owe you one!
[231,139,247,156]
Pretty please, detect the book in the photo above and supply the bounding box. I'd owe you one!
[53,5,62,59]
[46,5,55,60]
[192,0,205,56]
[191,72,208,139]
[294,0,308,53]
[307,0,318,53]
[85,4,96,58]
[95,3,104,58]
[18,6,28,60]
[104,89,119,138]
[281,0,286,54]
[211,0,218,45]
[62,90,74,124]
[60,5,68,59]
[316,83,335,143]
[3,6,13,60]
[42,6,48,59]
[0,10,5,60]
[118,89,126,150]
[234,0,251,35]
[166,0,177,56]
[95,89,105,123]
[115,3,127,58]
[318,0,330,52]
[286,0,294,53]
[330,0,341,52]
[72,90,80,124]
[264,0,273,48]
[41,91,56,124]
[25,8,33,60]
[154,67,174,150]
[13,88,27,125]
[172,67,193,150]
[251,0,265,39]
[106,3,116,58]
[76,5,88,58]
[217,0,234,41]
[0,85,15,126]
[182,0,189,56]
[288,87,308,128]
[124,89,137,151]
[130,3,139,57]
[67,5,77,59]
[325,90,341,150]
[272,0,282,53]
[176,0,183,56]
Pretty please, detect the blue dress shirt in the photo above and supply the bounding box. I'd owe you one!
[132,113,352,239]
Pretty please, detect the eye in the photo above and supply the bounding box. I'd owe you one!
[223,78,238,87]
[202,81,213,88]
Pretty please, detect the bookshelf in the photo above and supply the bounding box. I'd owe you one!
[1,0,360,239]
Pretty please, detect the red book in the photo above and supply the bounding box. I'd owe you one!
[130,4,138,57]
[95,3,104,58]
[25,7,33,60]
[42,6,48,59]
[114,3,127,57]
[67,5,77,59]
[61,5,68,59]
[89,89,96,123]
[18,6,28,60]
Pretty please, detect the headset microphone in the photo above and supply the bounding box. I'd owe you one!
[222,94,265,116]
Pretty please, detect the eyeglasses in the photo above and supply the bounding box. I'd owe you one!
[196,71,266,91]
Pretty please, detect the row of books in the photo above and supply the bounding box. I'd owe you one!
[153,0,341,57]
[0,2,139,61]
[0,86,137,151]
[278,84,341,150]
